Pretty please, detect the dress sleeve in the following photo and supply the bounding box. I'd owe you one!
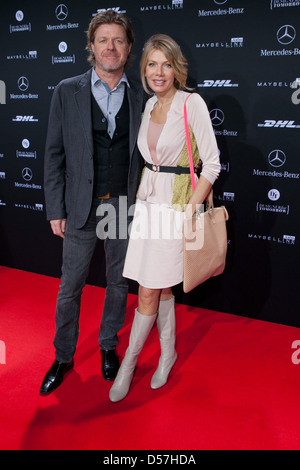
[186,93,220,185]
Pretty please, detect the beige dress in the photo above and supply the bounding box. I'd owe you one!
[123,90,220,289]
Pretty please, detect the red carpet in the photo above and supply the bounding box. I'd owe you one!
[1,266,300,450]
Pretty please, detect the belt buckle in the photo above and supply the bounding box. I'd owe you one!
[98,192,110,199]
[152,164,160,172]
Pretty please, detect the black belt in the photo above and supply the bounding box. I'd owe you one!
[145,162,190,175]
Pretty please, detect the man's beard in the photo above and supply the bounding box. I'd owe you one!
[98,57,126,73]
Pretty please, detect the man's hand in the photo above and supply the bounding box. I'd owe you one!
[50,219,66,239]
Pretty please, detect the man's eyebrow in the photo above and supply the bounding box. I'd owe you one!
[97,35,124,39]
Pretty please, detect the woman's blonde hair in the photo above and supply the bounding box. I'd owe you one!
[140,34,188,94]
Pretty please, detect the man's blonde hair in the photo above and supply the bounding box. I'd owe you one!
[86,10,134,66]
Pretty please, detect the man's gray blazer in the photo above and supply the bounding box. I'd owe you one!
[44,68,146,229]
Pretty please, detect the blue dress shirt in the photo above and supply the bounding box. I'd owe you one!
[91,68,130,139]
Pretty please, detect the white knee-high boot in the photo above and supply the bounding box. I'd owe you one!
[151,296,177,390]
[109,309,157,402]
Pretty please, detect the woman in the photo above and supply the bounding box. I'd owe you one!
[109,34,220,402]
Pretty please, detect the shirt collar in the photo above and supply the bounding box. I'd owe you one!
[91,68,130,90]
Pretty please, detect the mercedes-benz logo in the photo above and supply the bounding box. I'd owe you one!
[277,25,296,45]
[214,0,227,4]
[268,150,286,168]
[210,108,225,126]
[55,4,68,21]
[18,76,29,92]
[22,167,33,181]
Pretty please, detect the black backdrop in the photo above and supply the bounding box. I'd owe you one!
[0,0,299,327]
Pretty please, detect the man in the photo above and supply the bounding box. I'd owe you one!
[40,11,146,395]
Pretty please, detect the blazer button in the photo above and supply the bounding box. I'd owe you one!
[88,179,92,184]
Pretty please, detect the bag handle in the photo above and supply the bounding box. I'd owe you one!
[184,95,213,209]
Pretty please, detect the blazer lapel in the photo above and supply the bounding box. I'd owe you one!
[74,69,93,156]
[127,81,142,157]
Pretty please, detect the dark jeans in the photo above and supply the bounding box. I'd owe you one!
[53,197,129,363]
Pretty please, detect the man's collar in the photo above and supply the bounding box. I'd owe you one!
[91,68,130,90]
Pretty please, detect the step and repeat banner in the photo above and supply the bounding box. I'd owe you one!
[0,0,299,326]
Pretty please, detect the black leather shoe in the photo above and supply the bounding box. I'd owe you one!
[101,348,119,381]
[40,359,74,395]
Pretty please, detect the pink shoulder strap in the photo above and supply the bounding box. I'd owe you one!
[184,95,196,191]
